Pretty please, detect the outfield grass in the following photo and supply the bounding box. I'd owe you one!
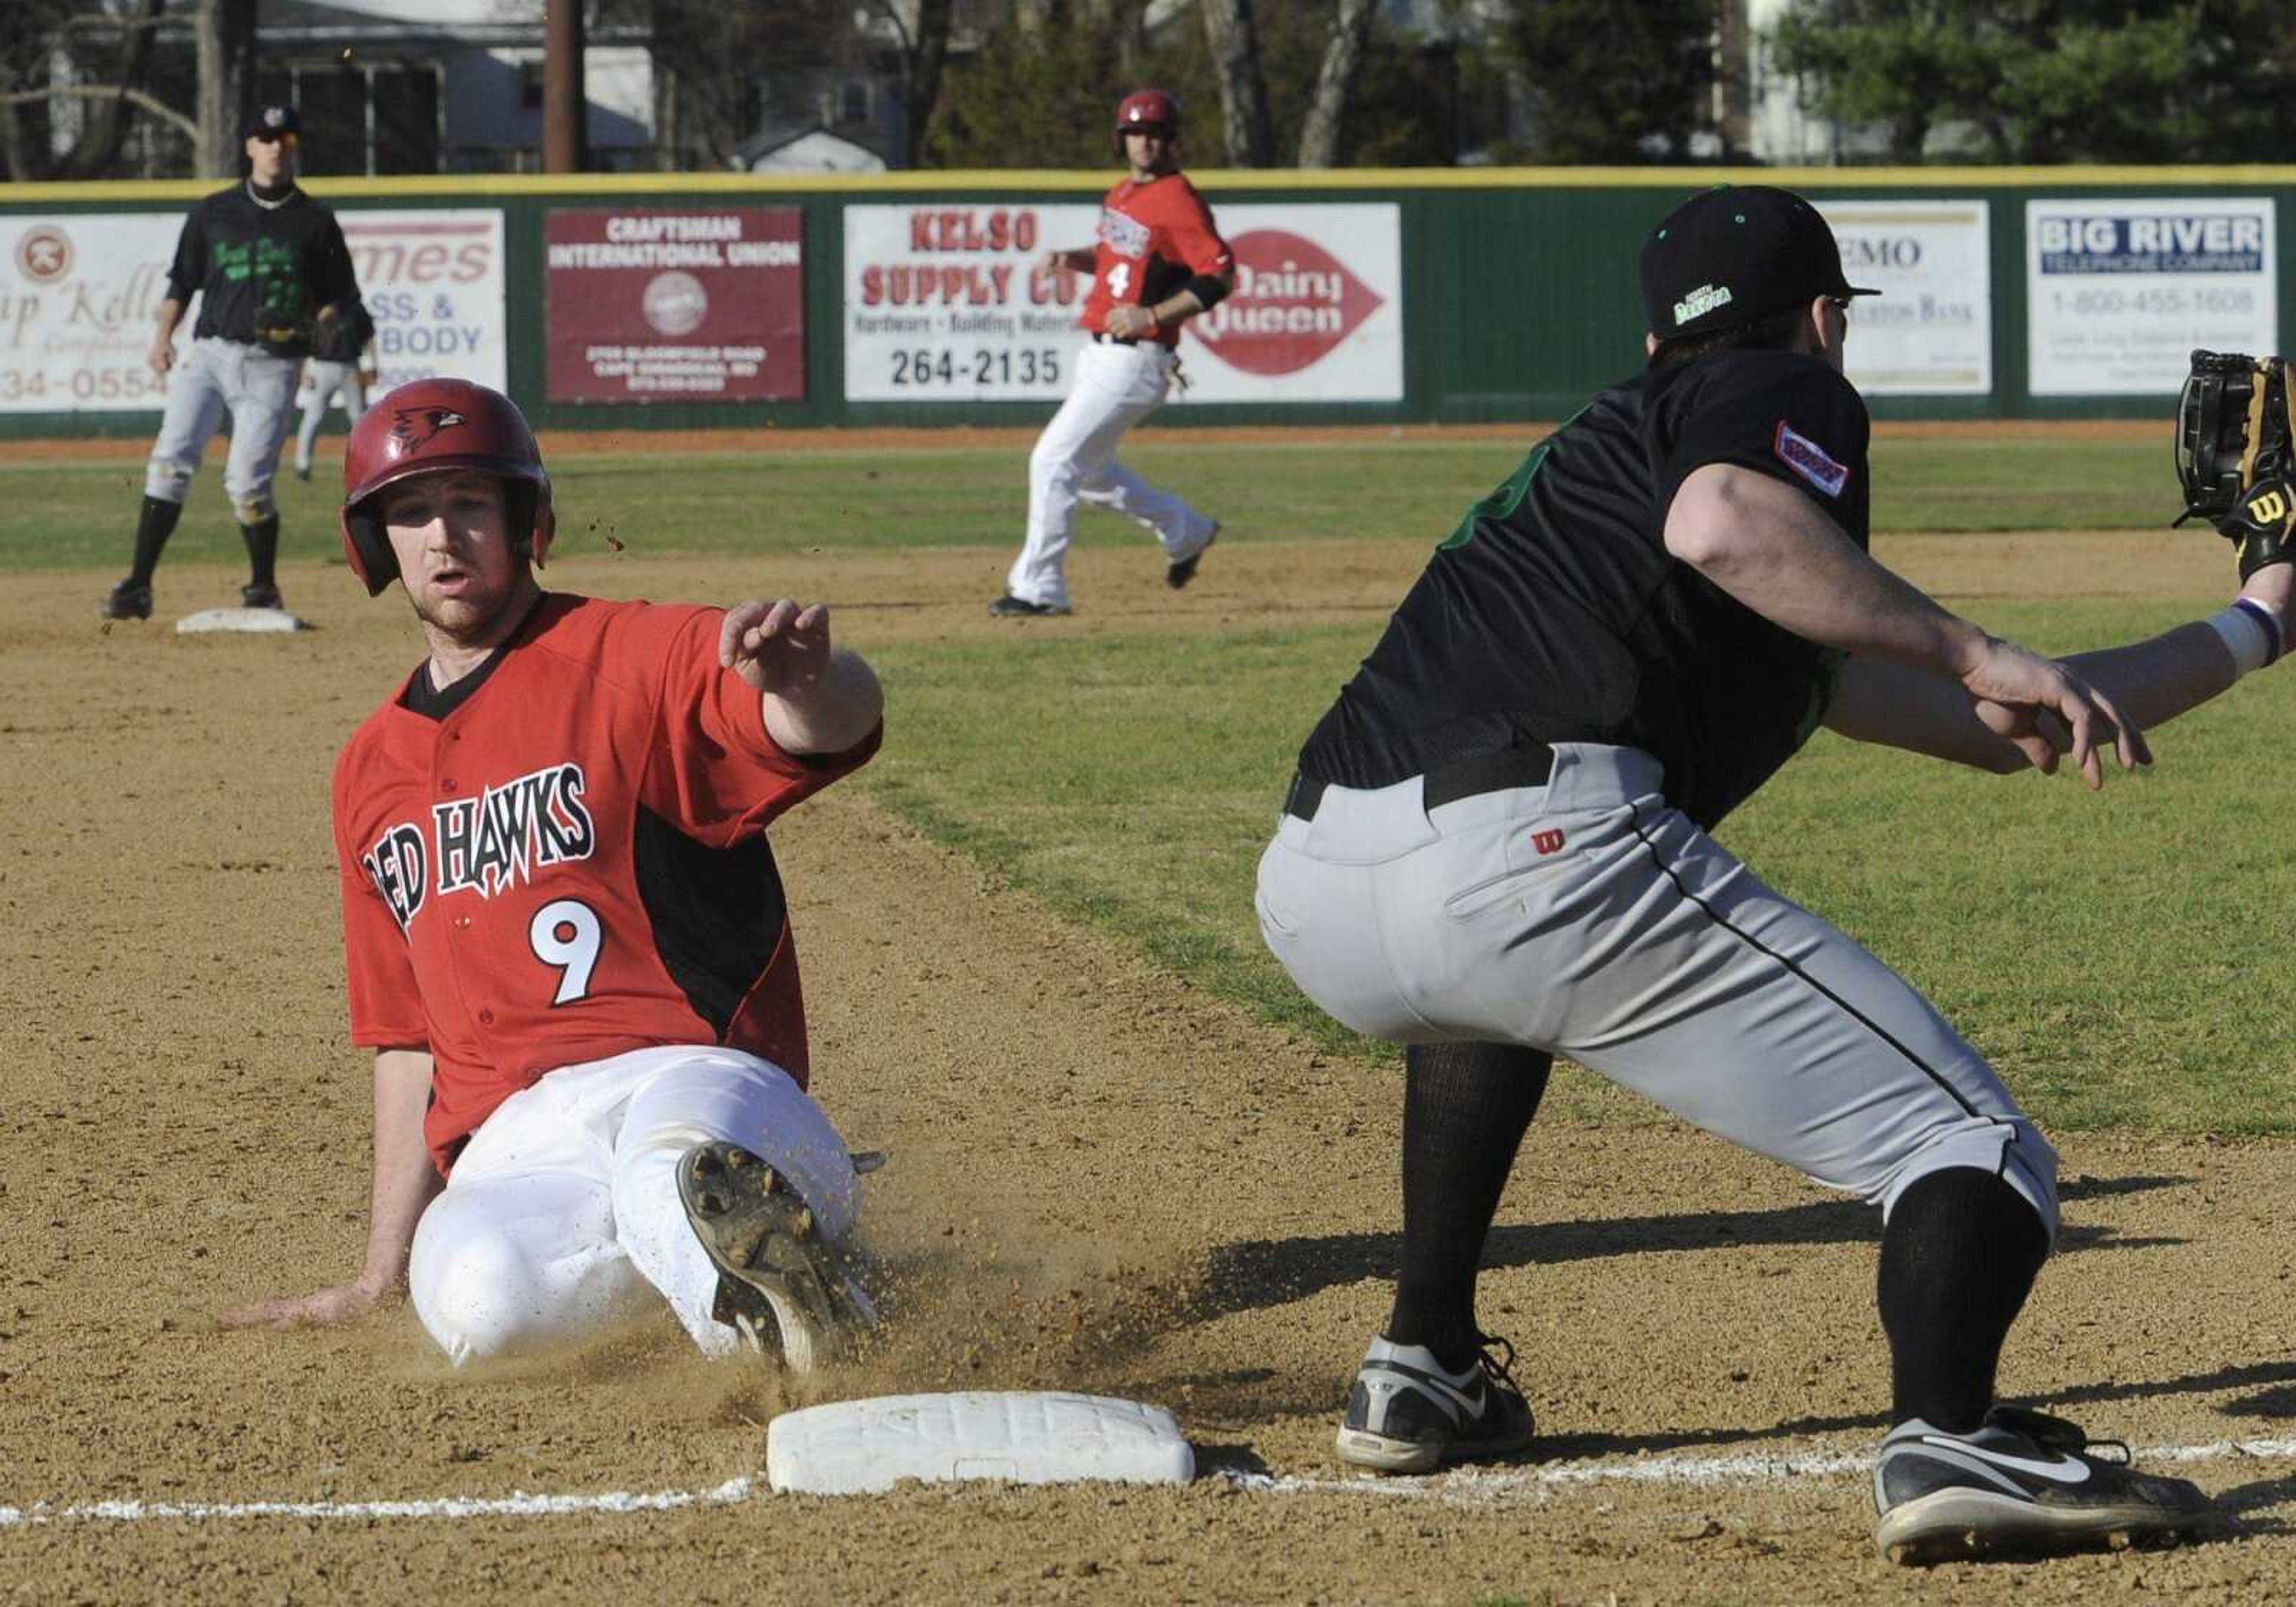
[14,432,2286,1132]
[2,432,2176,572]
[861,598,2296,1136]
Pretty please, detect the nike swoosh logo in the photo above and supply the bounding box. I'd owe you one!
[1919,1436,2090,1483]
[1375,1363,1485,1419]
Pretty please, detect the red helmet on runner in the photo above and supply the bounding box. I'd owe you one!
[338,377,555,597]
[1111,88,1180,158]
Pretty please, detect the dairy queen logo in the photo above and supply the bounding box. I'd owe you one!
[1189,230,1384,377]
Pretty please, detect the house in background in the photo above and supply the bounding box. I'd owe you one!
[40,0,659,179]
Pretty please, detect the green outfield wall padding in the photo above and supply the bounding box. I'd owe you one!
[5,167,2292,437]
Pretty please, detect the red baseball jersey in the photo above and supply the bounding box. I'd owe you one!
[332,593,879,1175]
[1079,172,1232,350]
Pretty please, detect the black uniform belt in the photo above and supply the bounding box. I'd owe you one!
[1091,330,1141,346]
[1284,744,1555,823]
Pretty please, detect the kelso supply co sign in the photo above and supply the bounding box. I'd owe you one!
[841,201,1402,403]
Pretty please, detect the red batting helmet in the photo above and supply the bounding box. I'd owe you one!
[1111,88,1180,158]
[338,378,555,597]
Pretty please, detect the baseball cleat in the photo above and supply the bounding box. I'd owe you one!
[240,582,284,610]
[1335,1334,1534,1474]
[987,593,1072,617]
[676,1140,877,1375]
[294,462,313,481]
[1872,1405,2216,1565]
[100,579,153,621]
[1166,524,1218,590]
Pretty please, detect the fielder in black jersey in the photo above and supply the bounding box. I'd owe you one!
[102,103,359,622]
[1259,185,2288,1563]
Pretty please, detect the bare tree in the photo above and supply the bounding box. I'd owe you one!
[194,0,257,177]
[857,0,956,164]
[1296,0,1375,167]
[0,0,181,182]
[1198,0,1274,165]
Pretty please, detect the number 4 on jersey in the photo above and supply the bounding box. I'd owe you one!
[529,899,602,1004]
[1106,262,1131,301]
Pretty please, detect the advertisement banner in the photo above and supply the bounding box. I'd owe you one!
[841,200,1404,403]
[340,209,506,395]
[1,213,180,413]
[1173,204,1403,404]
[1815,201,1992,396]
[545,208,805,402]
[2026,197,2277,395]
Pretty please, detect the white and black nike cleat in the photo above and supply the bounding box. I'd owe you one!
[1873,1404,2216,1565]
[1334,1334,1534,1474]
[676,1141,878,1376]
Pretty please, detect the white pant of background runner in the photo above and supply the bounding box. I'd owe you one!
[294,359,368,473]
[1254,743,2059,1234]
[144,337,302,520]
[407,1044,862,1365]
[1005,338,1218,609]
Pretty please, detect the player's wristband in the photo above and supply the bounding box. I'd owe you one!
[2205,597,2284,674]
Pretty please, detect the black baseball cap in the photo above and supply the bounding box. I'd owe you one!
[245,104,301,140]
[1640,185,1876,340]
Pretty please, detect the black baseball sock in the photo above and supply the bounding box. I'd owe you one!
[240,514,280,589]
[1877,1165,2050,1434]
[128,495,184,585]
[1384,1041,1550,1373]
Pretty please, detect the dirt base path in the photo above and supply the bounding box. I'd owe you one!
[1,548,2289,1605]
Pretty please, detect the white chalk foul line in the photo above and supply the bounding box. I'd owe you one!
[5,1438,2295,1527]
[1225,1436,2296,1502]
[0,1475,758,1529]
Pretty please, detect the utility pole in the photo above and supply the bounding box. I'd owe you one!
[544,0,586,173]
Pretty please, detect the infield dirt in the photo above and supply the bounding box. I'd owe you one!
[2,531,2292,1605]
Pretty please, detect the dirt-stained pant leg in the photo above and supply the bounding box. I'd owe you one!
[408,1045,862,1364]
[1255,743,2059,1235]
[143,338,234,505]
[221,347,302,522]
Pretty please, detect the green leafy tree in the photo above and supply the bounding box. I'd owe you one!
[1505,0,1722,162]
[1768,0,2296,163]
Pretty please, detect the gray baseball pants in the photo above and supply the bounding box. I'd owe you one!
[144,337,302,521]
[1254,743,2059,1234]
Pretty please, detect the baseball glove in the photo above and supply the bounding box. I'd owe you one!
[2176,348,2294,577]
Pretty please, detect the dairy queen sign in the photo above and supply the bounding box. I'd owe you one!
[841,200,1400,404]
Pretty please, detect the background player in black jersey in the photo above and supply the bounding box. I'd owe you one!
[102,104,359,621]
[1256,185,2292,1563]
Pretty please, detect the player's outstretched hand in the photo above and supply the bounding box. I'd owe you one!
[1960,637,2150,788]
[219,1279,387,1332]
[721,598,832,697]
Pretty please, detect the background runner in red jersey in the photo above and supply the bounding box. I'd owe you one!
[991,88,1234,617]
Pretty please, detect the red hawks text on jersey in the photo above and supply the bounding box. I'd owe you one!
[1079,172,1232,350]
[331,594,879,1175]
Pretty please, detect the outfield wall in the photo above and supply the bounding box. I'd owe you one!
[2,165,2291,437]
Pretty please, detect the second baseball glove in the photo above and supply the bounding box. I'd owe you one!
[2176,348,2294,576]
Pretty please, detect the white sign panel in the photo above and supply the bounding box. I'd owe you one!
[341,209,506,393]
[1816,200,1992,396]
[2026,197,2276,396]
[0,208,505,414]
[1173,203,1403,404]
[841,200,1404,403]
[0,213,180,412]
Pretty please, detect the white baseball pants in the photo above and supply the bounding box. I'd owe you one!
[407,1045,862,1366]
[144,337,302,521]
[294,359,368,472]
[1254,744,2060,1235]
[1005,338,1218,609]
